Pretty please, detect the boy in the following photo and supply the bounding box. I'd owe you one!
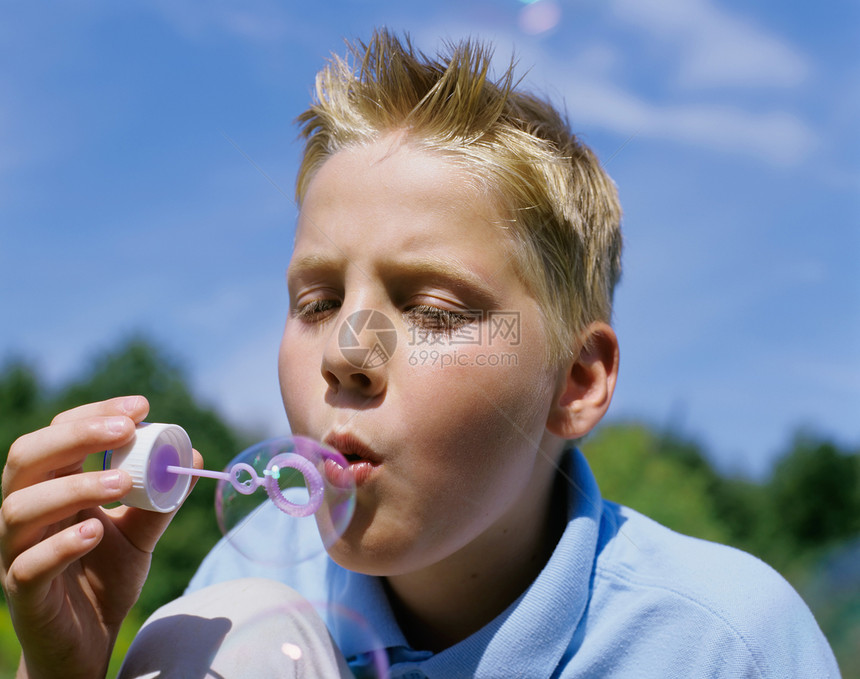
[0,30,839,678]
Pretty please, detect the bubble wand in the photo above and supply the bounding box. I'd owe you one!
[165,453,324,517]
[104,423,327,516]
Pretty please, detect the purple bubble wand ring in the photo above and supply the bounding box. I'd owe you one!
[166,452,324,517]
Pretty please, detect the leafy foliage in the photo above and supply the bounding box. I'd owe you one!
[582,424,731,544]
[770,436,860,547]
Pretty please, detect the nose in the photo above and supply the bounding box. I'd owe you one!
[321,308,394,399]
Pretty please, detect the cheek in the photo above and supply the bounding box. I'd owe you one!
[402,358,554,477]
[403,329,553,431]
[400,327,556,492]
[278,327,319,429]
[391,364,554,557]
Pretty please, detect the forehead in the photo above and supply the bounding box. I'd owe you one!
[302,137,484,216]
[293,137,517,268]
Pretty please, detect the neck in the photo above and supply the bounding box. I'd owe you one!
[384,457,567,653]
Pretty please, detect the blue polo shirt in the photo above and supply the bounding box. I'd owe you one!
[187,448,840,678]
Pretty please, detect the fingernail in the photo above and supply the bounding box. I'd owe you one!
[79,520,99,541]
[101,470,124,491]
[106,417,127,435]
[121,395,142,414]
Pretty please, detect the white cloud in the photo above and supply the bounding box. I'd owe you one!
[611,0,810,88]
[217,9,290,42]
[557,71,817,165]
[649,105,815,165]
[143,0,292,42]
[413,22,816,166]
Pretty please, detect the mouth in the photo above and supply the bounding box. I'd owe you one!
[323,432,382,485]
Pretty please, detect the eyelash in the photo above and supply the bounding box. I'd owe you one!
[293,300,475,335]
[404,304,474,335]
[293,299,339,322]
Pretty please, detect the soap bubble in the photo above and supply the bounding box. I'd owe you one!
[518,0,562,35]
[217,595,389,679]
[215,436,356,565]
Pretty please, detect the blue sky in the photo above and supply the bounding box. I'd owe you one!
[1,0,857,478]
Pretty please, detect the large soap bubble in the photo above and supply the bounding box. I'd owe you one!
[211,436,356,565]
[106,427,355,565]
[217,596,389,678]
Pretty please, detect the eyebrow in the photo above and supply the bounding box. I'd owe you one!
[288,254,342,278]
[288,253,504,306]
[380,255,505,306]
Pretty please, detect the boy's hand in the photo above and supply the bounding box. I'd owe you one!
[0,396,201,679]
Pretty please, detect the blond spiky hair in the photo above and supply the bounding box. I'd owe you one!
[296,29,622,363]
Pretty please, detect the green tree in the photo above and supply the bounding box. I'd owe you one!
[581,423,732,544]
[0,358,51,459]
[769,435,860,549]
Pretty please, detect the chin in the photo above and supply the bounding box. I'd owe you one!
[324,529,421,577]
[326,543,395,576]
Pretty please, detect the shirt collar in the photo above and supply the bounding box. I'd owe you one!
[327,448,604,677]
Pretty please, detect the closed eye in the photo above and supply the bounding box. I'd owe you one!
[403,304,478,335]
[293,299,340,322]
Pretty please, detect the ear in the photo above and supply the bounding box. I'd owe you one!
[546,322,620,440]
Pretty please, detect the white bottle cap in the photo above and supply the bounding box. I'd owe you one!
[105,423,193,513]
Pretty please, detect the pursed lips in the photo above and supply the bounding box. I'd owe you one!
[323,431,382,485]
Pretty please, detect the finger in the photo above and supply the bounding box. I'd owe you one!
[3,517,104,609]
[51,395,150,426]
[111,448,205,554]
[0,470,132,564]
[3,416,138,498]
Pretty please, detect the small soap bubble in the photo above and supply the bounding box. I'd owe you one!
[215,436,356,565]
[518,0,562,35]
[218,597,389,679]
